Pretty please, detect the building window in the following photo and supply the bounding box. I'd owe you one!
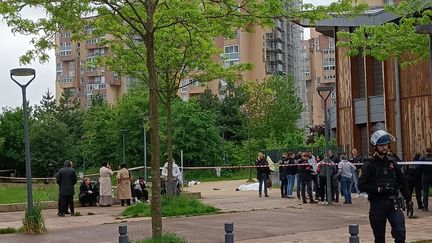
[181,79,188,93]
[61,32,71,38]
[60,42,71,56]
[56,63,63,77]
[223,45,240,67]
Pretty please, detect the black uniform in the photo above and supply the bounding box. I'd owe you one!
[359,154,410,243]
[421,154,432,211]
[278,158,288,197]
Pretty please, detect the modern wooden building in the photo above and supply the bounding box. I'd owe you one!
[298,4,432,160]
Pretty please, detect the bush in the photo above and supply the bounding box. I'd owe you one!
[122,195,218,218]
[137,232,187,243]
[0,227,18,234]
[21,204,47,234]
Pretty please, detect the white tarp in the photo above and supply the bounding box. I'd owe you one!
[236,182,259,191]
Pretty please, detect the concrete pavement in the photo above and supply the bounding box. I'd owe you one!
[0,179,431,242]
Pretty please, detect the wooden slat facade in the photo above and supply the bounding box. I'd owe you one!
[336,41,431,160]
[335,27,354,151]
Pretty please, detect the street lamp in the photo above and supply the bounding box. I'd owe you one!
[120,129,127,165]
[10,68,36,213]
[317,85,334,205]
[414,24,432,94]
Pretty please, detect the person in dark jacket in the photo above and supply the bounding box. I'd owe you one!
[285,152,297,198]
[405,153,424,210]
[256,152,270,197]
[359,130,411,243]
[278,152,289,198]
[317,155,335,203]
[298,153,317,204]
[79,178,98,206]
[56,160,78,216]
[421,147,432,212]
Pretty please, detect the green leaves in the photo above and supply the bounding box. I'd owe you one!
[337,0,432,65]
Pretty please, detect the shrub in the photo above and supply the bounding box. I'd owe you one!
[0,227,18,234]
[21,204,47,234]
[137,232,187,243]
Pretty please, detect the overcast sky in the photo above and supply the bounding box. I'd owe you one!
[0,0,328,109]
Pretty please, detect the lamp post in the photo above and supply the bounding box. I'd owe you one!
[143,117,148,181]
[10,68,36,213]
[120,129,127,165]
[317,85,334,205]
[415,24,432,94]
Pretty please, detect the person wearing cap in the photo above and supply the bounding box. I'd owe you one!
[359,130,411,243]
[421,147,432,212]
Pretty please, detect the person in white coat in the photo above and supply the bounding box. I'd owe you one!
[162,160,181,195]
[99,161,113,206]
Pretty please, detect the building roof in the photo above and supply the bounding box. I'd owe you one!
[294,7,400,37]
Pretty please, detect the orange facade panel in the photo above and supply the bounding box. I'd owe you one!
[401,96,432,159]
[337,108,354,147]
[336,46,352,109]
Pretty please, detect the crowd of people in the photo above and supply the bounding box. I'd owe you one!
[255,146,432,209]
[55,161,150,216]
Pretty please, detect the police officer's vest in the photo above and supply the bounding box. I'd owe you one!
[374,159,399,196]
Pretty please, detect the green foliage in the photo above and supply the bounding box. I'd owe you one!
[0,184,79,204]
[137,232,187,243]
[337,0,432,66]
[0,107,25,173]
[21,204,47,234]
[242,75,305,149]
[82,101,118,168]
[0,227,19,234]
[121,195,218,218]
[160,100,223,167]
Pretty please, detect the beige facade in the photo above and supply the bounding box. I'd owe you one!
[303,29,336,126]
[180,21,307,130]
[55,30,128,108]
[179,26,272,101]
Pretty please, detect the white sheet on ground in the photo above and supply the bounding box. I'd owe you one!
[236,182,259,191]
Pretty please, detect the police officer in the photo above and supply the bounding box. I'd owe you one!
[359,130,411,243]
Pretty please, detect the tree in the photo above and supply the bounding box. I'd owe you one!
[31,90,69,176]
[0,108,25,174]
[114,85,150,168]
[337,0,432,65]
[82,100,118,168]
[241,75,304,149]
[161,99,223,167]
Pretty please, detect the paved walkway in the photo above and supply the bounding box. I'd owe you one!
[0,179,431,242]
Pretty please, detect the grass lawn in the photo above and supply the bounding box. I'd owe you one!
[122,195,219,218]
[0,183,79,204]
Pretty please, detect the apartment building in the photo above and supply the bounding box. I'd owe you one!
[302,29,336,127]
[180,19,307,127]
[55,28,129,108]
[56,17,306,121]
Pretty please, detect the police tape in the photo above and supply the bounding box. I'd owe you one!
[0,161,431,180]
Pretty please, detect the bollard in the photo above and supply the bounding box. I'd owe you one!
[349,224,359,243]
[225,222,234,243]
[119,224,128,243]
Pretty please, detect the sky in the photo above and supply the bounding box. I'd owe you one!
[0,0,328,108]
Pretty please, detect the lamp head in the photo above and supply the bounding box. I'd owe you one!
[10,68,36,77]
[316,86,334,92]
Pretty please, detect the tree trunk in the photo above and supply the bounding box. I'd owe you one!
[145,1,162,238]
[166,96,174,196]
